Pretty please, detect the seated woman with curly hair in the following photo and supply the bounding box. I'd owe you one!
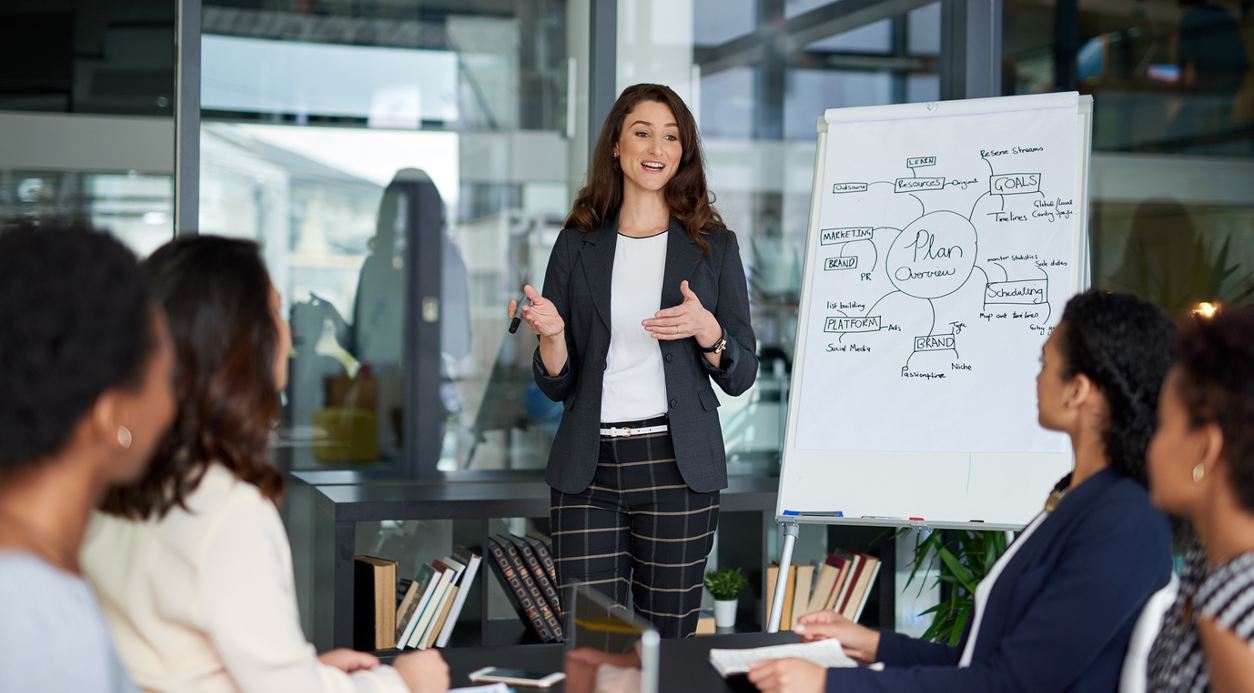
[750,290,1178,693]
[0,221,175,692]
[83,236,448,693]
[1146,305,1254,691]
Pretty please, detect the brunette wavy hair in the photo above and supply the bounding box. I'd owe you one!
[565,83,724,250]
[101,236,283,519]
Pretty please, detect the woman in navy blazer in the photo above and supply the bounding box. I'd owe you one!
[509,84,756,638]
[748,290,1176,693]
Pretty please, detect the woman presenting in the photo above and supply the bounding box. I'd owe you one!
[510,83,756,638]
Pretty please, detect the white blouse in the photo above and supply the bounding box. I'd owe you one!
[82,464,406,693]
[958,512,1047,667]
[601,231,670,423]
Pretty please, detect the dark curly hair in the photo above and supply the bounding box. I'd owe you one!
[1058,289,1177,486]
[1174,305,1254,512]
[0,219,153,481]
[100,236,282,518]
[565,83,725,250]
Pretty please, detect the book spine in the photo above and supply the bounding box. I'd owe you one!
[378,564,397,650]
[791,566,814,632]
[487,540,552,642]
[501,538,562,641]
[853,559,881,623]
[436,553,480,649]
[514,538,563,620]
[838,554,867,618]
[765,564,779,626]
[781,566,796,630]
[352,560,375,651]
[529,538,559,587]
[423,586,457,649]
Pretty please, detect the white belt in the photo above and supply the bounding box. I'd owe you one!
[599,424,668,438]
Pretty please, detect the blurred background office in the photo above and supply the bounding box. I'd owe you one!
[1,0,1249,647]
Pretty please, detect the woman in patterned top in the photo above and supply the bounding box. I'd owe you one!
[1147,305,1254,691]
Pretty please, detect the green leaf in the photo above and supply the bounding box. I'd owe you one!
[948,604,972,646]
[936,547,976,592]
[903,530,939,590]
[983,535,999,571]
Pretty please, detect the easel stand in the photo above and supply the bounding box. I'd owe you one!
[766,522,799,633]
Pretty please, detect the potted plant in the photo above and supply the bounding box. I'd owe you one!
[902,528,1008,644]
[704,568,748,629]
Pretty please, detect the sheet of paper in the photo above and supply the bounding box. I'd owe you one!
[708,639,862,676]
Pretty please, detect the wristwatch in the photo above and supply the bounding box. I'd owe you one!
[700,330,728,354]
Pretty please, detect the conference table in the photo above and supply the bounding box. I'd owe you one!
[440,631,801,692]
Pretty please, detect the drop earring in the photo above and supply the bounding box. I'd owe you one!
[117,426,133,450]
[1192,463,1205,483]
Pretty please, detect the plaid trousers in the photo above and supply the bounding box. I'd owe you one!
[550,417,720,639]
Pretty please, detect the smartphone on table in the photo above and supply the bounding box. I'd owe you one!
[467,666,566,688]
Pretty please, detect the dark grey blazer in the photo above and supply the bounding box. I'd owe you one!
[532,216,757,495]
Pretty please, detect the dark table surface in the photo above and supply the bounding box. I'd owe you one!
[440,631,800,693]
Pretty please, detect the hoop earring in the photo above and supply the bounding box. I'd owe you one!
[1192,463,1205,483]
[117,426,133,450]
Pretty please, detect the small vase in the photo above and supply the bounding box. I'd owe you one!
[713,599,738,628]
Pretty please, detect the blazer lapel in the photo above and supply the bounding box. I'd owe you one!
[660,217,704,311]
[966,468,1122,661]
[579,217,618,329]
[995,469,1121,579]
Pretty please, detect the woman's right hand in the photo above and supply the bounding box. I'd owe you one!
[393,650,450,693]
[509,285,565,338]
[793,610,880,664]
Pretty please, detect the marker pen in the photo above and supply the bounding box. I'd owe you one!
[508,294,527,334]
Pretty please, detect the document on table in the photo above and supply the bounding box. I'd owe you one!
[709,639,883,677]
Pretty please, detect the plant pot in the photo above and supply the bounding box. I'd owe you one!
[713,599,738,628]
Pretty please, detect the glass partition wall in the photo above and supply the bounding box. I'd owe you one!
[0,0,177,254]
[198,0,580,476]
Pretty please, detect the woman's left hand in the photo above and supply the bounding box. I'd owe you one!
[746,658,826,693]
[643,280,720,347]
[317,648,379,673]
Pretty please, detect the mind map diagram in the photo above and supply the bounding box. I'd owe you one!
[814,149,1077,380]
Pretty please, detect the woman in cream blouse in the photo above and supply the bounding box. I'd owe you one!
[83,236,448,693]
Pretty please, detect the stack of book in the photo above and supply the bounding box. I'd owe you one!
[486,534,563,643]
[397,546,483,650]
[764,549,882,631]
[355,546,483,651]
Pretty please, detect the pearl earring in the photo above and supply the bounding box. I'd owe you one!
[117,426,133,450]
[1192,463,1205,483]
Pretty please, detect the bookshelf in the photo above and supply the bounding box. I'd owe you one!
[286,469,894,650]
